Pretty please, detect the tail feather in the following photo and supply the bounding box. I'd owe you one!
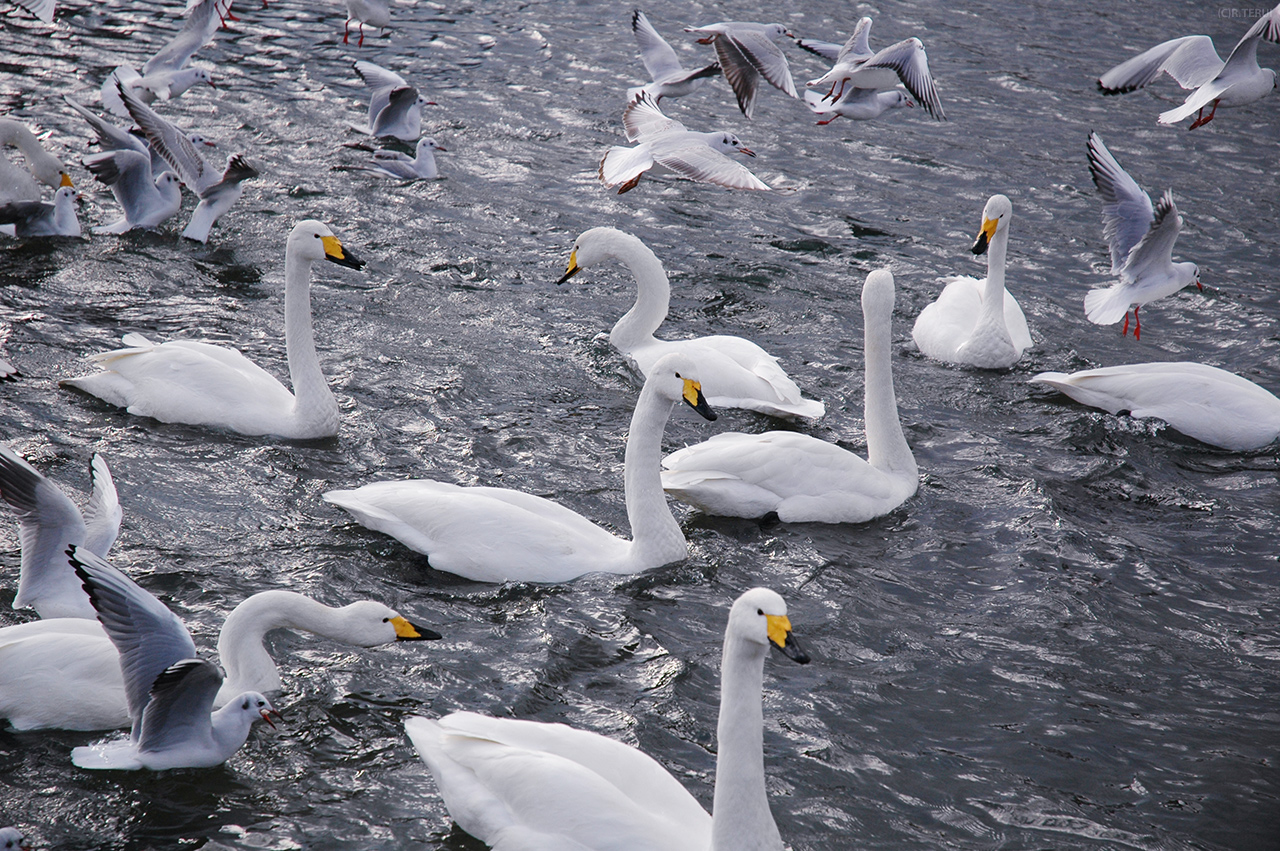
[1083,286,1131,325]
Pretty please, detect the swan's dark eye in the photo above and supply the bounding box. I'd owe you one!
[757,608,764,615]
[675,371,683,378]
[383,617,391,623]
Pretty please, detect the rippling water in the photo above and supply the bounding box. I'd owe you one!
[2,0,1279,848]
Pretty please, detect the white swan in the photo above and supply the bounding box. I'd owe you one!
[662,269,917,523]
[60,220,363,438]
[404,586,809,851]
[323,352,717,583]
[911,194,1032,369]
[557,227,824,419]
[0,118,71,205]
[1030,362,1280,451]
[0,587,439,732]
[0,446,120,620]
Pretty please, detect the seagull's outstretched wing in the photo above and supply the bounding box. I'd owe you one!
[1087,132,1155,275]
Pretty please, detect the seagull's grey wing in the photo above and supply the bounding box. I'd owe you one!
[652,140,770,191]
[119,86,216,194]
[136,658,222,754]
[81,454,121,557]
[355,60,408,126]
[727,30,797,97]
[68,546,197,731]
[792,37,843,61]
[835,17,874,63]
[857,37,945,119]
[1222,4,1280,70]
[143,0,233,75]
[371,86,419,136]
[84,150,159,225]
[64,96,148,156]
[0,447,89,613]
[1087,132,1155,275]
[194,154,257,201]
[1097,35,1223,92]
[14,0,54,22]
[1122,190,1183,282]
[0,200,50,227]
[632,9,684,81]
[622,91,685,141]
[712,35,763,117]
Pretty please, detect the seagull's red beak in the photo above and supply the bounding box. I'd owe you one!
[260,708,283,728]
[738,146,757,158]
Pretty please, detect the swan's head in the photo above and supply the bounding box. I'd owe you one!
[0,826,28,851]
[418,137,446,153]
[972,194,1012,255]
[729,588,809,663]
[33,160,72,189]
[862,268,895,317]
[234,692,282,728]
[555,226,647,284]
[289,220,365,270]
[648,352,717,421]
[339,600,444,645]
[714,133,755,158]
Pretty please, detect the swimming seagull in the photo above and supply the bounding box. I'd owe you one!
[0,827,28,851]
[599,91,770,193]
[346,0,390,46]
[0,186,80,237]
[352,61,434,141]
[83,148,184,234]
[1098,3,1280,128]
[118,84,258,243]
[683,21,797,118]
[100,0,230,119]
[1083,132,1200,340]
[628,10,721,103]
[360,137,445,179]
[805,24,946,120]
[67,547,281,770]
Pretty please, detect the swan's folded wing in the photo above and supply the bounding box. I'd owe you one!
[1097,35,1223,93]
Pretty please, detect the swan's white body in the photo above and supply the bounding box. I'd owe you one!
[0,589,434,732]
[912,194,1032,369]
[559,227,822,419]
[0,118,70,204]
[405,587,808,851]
[323,352,717,583]
[61,221,362,438]
[1030,362,1280,451]
[663,270,917,523]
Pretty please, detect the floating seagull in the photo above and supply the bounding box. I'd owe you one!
[360,137,445,179]
[0,827,28,851]
[598,92,769,193]
[67,547,281,770]
[0,118,72,204]
[1098,3,1280,128]
[353,61,434,141]
[684,20,797,118]
[345,0,390,46]
[628,9,720,103]
[118,84,258,242]
[1030,362,1280,451]
[805,23,945,120]
[65,95,217,179]
[99,0,230,119]
[1083,132,1200,340]
[0,186,80,237]
[0,446,120,620]
[83,148,183,234]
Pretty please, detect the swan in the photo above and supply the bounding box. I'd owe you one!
[323,352,717,583]
[0,587,439,732]
[0,118,71,205]
[557,227,823,419]
[0,446,120,620]
[911,194,1032,369]
[1030,361,1280,451]
[404,586,809,851]
[662,269,917,522]
[60,220,364,438]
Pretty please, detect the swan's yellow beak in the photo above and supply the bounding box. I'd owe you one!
[682,377,717,421]
[766,614,810,664]
[556,249,581,285]
[972,216,998,256]
[322,234,365,270]
[59,172,73,188]
[391,615,443,641]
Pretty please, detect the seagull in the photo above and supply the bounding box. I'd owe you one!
[683,21,797,118]
[9,0,53,21]
[0,358,15,381]
[0,827,29,851]
[0,446,121,620]
[118,84,258,243]
[353,60,434,141]
[67,547,281,771]
[599,91,770,193]
[628,9,720,103]
[99,0,230,119]
[803,86,913,123]
[0,186,80,237]
[1083,132,1200,340]
[83,148,183,234]
[345,0,390,46]
[1098,3,1280,128]
[805,22,945,120]
[65,95,217,179]
[360,137,445,179]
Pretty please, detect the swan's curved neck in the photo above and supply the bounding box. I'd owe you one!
[283,250,339,431]
[217,590,354,695]
[623,382,685,566]
[607,240,670,353]
[975,222,1011,333]
[863,306,915,476]
[710,634,782,851]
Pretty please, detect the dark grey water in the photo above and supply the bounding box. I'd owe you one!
[1,0,1278,848]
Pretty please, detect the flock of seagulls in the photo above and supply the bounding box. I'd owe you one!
[1,0,1279,847]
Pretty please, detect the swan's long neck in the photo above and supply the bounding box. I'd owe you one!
[863,305,915,477]
[974,223,1011,340]
[710,633,782,851]
[217,590,345,698]
[608,240,670,353]
[283,249,339,432]
[623,382,685,567]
